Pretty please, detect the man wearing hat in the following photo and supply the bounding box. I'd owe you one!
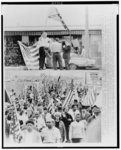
[21,119,42,144]
[41,117,61,143]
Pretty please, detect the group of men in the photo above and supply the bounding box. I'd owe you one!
[5,87,96,144]
[32,32,84,70]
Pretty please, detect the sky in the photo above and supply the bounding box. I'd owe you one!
[2,4,118,29]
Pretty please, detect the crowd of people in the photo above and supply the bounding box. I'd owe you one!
[29,32,85,70]
[5,77,101,144]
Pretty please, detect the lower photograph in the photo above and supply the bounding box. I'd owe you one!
[4,71,102,147]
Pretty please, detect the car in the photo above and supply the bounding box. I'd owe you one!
[68,53,97,70]
[46,52,100,70]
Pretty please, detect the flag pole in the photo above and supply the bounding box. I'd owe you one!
[85,72,87,85]
[44,6,50,32]
[85,5,89,58]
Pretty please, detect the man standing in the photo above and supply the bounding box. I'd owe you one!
[50,38,63,70]
[41,117,61,143]
[68,104,80,121]
[72,37,80,54]
[21,119,42,144]
[33,32,51,70]
[61,107,73,142]
[54,112,66,142]
[62,41,71,70]
[69,113,87,143]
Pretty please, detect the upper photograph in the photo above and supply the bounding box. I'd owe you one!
[3,4,102,71]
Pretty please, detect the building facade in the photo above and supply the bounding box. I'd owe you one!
[4,29,102,66]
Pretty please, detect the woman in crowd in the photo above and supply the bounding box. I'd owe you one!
[5,79,101,144]
[54,112,66,142]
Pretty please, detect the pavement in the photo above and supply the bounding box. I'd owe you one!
[4,66,101,81]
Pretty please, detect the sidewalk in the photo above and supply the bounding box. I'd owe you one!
[4,66,101,81]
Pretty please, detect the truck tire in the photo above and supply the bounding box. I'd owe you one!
[69,63,77,70]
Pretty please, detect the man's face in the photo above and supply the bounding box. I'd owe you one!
[73,105,77,111]
[64,107,68,113]
[27,123,33,132]
[44,109,47,114]
[35,113,39,119]
[81,109,87,118]
[76,114,81,122]
[46,121,53,129]
[55,116,60,122]
[42,32,47,38]
[37,106,43,114]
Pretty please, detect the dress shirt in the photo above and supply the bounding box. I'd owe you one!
[36,37,51,48]
[50,41,62,53]
[69,120,87,140]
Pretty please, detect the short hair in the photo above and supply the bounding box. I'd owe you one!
[43,107,48,111]
[72,104,78,108]
[74,99,78,102]
[58,106,62,111]
[37,103,41,107]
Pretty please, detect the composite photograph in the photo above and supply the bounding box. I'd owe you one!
[1,1,119,148]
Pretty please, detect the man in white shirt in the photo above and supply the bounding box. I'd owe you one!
[69,113,87,143]
[41,117,61,143]
[50,38,63,70]
[33,32,51,70]
[33,111,46,132]
[68,104,80,121]
[21,119,42,144]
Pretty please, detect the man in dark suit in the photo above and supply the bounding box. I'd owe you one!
[61,107,73,142]
[62,41,71,70]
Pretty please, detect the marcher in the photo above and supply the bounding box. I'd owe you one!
[69,113,87,143]
[50,38,63,70]
[54,112,66,142]
[43,107,51,121]
[61,107,73,142]
[41,117,61,143]
[5,77,101,144]
[68,104,80,120]
[34,111,46,132]
[21,119,42,144]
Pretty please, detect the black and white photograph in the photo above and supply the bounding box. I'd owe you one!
[1,1,119,148]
